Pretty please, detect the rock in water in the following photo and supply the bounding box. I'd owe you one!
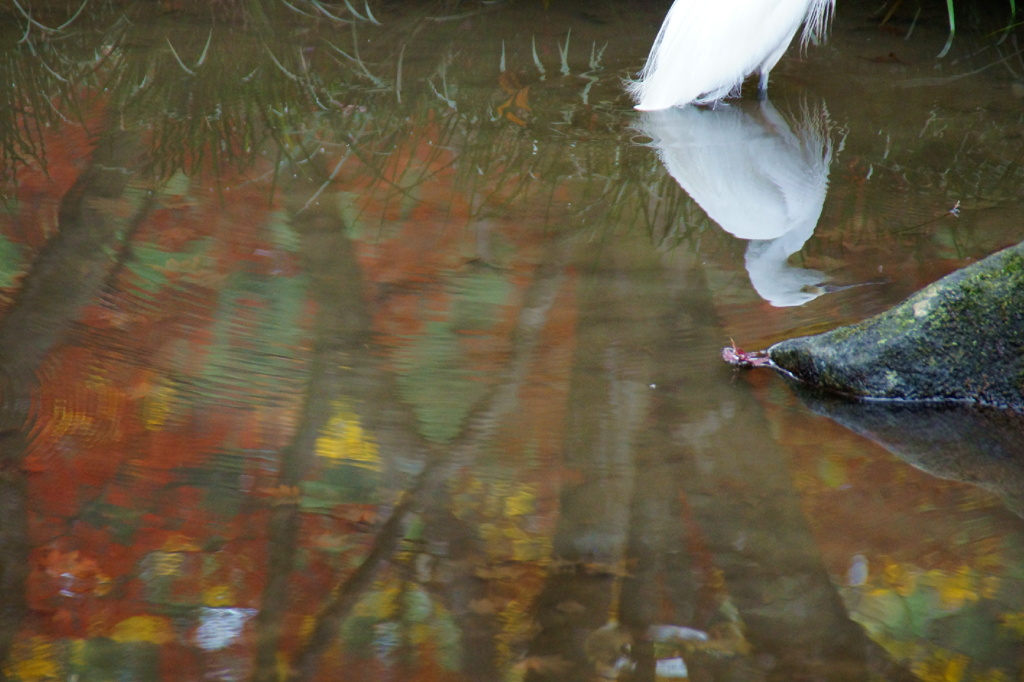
[769,241,1024,409]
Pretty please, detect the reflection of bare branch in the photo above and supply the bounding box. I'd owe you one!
[362,0,381,27]
[11,0,89,34]
[395,43,405,103]
[338,0,377,25]
[308,0,352,24]
[2,5,681,237]
[165,39,197,76]
[196,28,213,66]
[299,148,353,213]
[325,39,387,89]
[278,0,319,20]
[264,46,300,81]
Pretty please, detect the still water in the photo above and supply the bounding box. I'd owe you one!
[2,1,1024,680]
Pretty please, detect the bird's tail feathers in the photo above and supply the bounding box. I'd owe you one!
[800,0,835,47]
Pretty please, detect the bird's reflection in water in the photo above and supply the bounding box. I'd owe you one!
[639,100,835,307]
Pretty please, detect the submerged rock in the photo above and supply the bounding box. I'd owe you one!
[769,241,1024,409]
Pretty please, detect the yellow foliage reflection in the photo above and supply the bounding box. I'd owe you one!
[315,400,380,470]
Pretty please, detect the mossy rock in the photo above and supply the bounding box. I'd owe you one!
[769,241,1024,410]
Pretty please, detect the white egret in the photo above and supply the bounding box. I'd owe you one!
[629,0,835,110]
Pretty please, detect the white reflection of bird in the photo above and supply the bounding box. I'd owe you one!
[629,0,834,110]
[638,101,833,307]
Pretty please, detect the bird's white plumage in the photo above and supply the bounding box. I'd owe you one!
[629,0,834,110]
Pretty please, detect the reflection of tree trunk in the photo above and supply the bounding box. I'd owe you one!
[619,426,709,682]
[251,196,433,681]
[0,128,151,677]
[624,272,764,681]
[526,235,916,682]
[611,253,766,682]
[0,129,150,431]
[659,258,916,682]
[526,240,658,682]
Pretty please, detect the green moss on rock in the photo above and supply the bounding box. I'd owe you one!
[769,242,1024,409]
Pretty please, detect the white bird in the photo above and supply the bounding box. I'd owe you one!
[629,0,835,110]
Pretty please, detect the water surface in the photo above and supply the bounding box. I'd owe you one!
[2,1,1024,680]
